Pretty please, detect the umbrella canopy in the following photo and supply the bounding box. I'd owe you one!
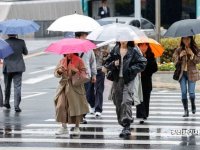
[45,38,96,54]
[87,23,147,42]
[135,38,164,58]
[0,38,13,59]
[164,19,200,37]
[0,19,40,35]
[47,14,101,32]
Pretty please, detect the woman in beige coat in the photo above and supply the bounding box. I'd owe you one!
[173,36,200,117]
[54,53,89,135]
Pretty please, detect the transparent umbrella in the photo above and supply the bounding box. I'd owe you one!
[87,23,147,42]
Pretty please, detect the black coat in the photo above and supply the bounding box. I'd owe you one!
[104,46,147,84]
[141,50,158,93]
[98,6,110,18]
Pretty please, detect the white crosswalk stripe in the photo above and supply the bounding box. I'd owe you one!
[1,91,200,150]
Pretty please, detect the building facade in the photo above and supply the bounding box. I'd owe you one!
[0,0,82,37]
[89,0,197,28]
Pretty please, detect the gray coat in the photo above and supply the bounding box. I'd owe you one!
[3,37,28,73]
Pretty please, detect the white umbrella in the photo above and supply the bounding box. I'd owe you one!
[47,14,101,32]
[87,23,147,42]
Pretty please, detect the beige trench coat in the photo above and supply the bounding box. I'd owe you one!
[173,47,200,82]
[54,55,89,123]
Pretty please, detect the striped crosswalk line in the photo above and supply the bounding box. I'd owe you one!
[0,91,200,150]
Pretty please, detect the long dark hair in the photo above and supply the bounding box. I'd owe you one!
[146,46,155,59]
[138,43,155,59]
[180,36,199,55]
[115,41,135,48]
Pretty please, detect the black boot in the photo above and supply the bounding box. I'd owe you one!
[182,99,189,117]
[119,126,131,138]
[190,98,196,114]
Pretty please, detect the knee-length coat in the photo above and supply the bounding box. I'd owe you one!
[54,55,89,123]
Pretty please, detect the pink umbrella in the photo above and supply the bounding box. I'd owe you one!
[45,38,96,54]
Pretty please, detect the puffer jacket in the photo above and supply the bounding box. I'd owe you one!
[104,45,147,84]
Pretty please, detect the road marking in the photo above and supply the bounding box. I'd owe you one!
[103,102,200,106]
[84,115,200,119]
[0,138,182,145]
[151,95,200,98]
[29,66,56,75]
[45,118,200,124]
[24,52,46,59]
[101,106,196,110]
[78,110,200,115]
[23,74,54,84]
[0,148,170,150]
[151,92,200,95]
[9,129,190,137]
[10,92,47,102]
[26,123,200,129]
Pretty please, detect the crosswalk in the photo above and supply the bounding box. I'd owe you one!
[0,91,200,150]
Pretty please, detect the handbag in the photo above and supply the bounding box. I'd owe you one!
[173,61,182,81]
[72,69,90,86]
[106,70,114,81]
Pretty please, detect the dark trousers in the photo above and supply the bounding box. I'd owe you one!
[4,72,22,109]
[0,85,3,107]
[94,70,105,113]
[136,92,151,118]
[85,81,95,108]
[84,70,105,112]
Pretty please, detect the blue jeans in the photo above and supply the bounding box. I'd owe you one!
[179,71,196,100]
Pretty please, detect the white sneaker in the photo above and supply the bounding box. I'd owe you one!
[73,127,80,135]
[55,127,68,135]
[90,107,95,114]
[95,112,102,118]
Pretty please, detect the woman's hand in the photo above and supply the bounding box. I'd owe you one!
[57,66,65,75]
[186,48,194,56]
[180,50,186,58]
[114,60,119,66]
[102,66,107,74]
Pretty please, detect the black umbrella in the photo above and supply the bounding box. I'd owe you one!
[164,19,200,37]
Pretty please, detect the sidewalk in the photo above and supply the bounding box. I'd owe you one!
[153,71,200,92]
[24,37,61,53]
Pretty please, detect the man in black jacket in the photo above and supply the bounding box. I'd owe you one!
[3,34,28,112]
[98,0,110,18]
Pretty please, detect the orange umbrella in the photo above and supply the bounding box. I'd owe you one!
[135,38,164,58]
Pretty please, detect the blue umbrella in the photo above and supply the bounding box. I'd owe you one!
[0,19,40,35]
[0,38,13,59]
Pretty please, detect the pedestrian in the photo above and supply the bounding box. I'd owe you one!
[75,32,97,123]
[92,46,109,118]
[136,43,158,124]
[3,34,28,112]
[98,0,110,18]
[54,53,89,135]
[104,41,147,137]
[173,36,200,117]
